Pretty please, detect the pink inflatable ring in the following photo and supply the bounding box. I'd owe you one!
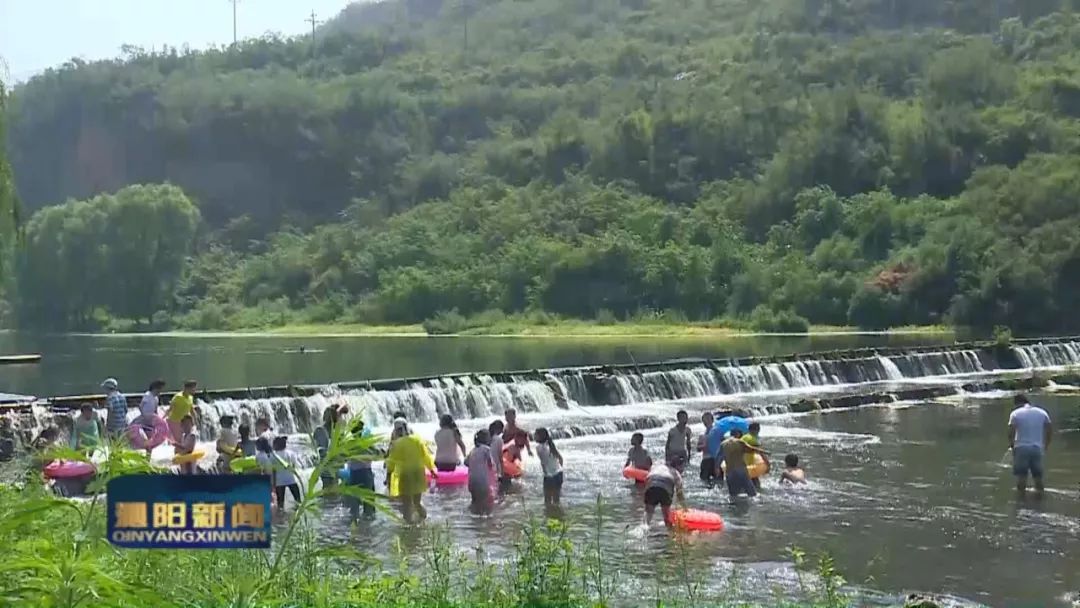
[128,416,170,450]
[667,508,724,532]
[44,460,96,479]
[433,465,469,486]
[622,466,648,483]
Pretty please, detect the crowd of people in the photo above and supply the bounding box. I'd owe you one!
[21,375,1057,531]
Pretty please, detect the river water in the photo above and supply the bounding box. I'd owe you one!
[1,332,1077,606]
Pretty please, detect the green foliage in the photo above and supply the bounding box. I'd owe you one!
[7,0,1080,333]
[14,184,199,329]
[0,78,19,273]
[749,306,811,334]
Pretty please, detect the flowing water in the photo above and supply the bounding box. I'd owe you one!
[1,332,1079,606]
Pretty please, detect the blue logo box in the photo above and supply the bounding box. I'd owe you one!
[107,474,272,549]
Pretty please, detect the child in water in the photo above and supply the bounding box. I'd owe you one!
[742,422,763,490]
[271,435,302,510]
[216,415,241,472]
[174,415,198,475]
[238,423,256,457]
[624,432,653,472]
[466,429,497,515]
[534,428,564,506]
[780,454,806,484]
[488,420,508,491]
[643,462,684,529]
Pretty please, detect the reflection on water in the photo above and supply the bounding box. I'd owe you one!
[0,332,952,397]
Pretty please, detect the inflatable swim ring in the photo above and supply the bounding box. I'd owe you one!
[388,468,435,497]
[434,465,469,486]
[667,508,724,532]
[716,416,749,436]
[43,460,96,479]
[230,456,258,473]
[622,466,648,483]
[127,416,169,450]
[502,453,523,478]
[720,453,769,479]
[172,450,206,465]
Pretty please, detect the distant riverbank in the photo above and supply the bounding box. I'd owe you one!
[90,320,954,339]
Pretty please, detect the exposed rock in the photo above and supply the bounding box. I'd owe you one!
[903,593,942,608]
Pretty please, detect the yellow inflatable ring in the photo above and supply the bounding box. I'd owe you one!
[172,450,206,465]
[720,453,769,479]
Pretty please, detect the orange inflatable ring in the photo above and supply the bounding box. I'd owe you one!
[502,453,523,478]
[622,466,648,483]
[720,453,769,479]
[667,508,724,532]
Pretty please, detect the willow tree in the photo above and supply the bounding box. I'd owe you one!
[0,78,18,266]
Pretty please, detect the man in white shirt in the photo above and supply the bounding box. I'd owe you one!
[1008,394,1052,495]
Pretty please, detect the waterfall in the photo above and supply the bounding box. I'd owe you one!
[9,340,1080,447]
[877,356,904,380]
[1012,342,1080,368]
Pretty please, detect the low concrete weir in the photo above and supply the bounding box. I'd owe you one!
[3,336,1079,443]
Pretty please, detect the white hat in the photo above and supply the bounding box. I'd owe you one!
[101,378,119,390]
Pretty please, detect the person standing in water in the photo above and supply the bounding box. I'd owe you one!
[488,420,507,489]
[719,428,768,499]
[434,414,468,472]
[70,404,103,452]
[742,422,763,490]
[313,405,342,488]
[1008,394,1052,496]
[167,380,199,442]
[102,378,128,439]
[534,428,564,507]
[466,429,497,515]
[174,415,199,475]
[665,410,692,473]
[385,418,437,524]
[344,419,377,521]
[502,408,532,456]
[698,412,715,485]
[643,462,684,529]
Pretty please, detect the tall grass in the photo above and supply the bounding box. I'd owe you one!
[0,433,856,607]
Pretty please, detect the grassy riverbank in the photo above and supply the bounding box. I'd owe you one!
[100,316,953,339]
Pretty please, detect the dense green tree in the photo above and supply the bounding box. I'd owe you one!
[15,184,199,329]
[7,0,1080,334]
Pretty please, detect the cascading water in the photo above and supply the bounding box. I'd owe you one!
[9,341,1080,449]
[1012,342,1080,368]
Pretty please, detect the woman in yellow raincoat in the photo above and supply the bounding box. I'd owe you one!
[385,418,437,524]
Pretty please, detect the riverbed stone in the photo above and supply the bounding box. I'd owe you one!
[903,593,942,608]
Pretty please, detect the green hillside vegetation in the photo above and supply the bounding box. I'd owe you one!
[6,0,1080,333]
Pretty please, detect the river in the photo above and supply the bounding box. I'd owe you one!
[1,332,1078,606]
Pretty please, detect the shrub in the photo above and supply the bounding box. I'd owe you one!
[423,309,469,334]
[749,306,810,333]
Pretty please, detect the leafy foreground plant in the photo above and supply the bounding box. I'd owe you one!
[0,435,859,607]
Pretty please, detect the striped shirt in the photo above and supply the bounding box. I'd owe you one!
[106,391,129,433]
